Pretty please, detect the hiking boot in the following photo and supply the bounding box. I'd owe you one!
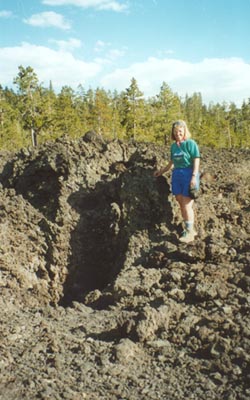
[179,230,195,243]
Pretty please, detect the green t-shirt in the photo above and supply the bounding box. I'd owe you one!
[171,139,200,168]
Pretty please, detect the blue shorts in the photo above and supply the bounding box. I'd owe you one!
[172,168,200,197]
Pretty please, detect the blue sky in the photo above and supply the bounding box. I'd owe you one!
[1,0,250,105]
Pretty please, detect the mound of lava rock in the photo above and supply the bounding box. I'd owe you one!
[0,133,249,400]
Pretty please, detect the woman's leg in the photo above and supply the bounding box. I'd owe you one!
[175,194,194,222]
[175,194,196,242]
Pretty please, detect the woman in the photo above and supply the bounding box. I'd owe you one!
[154,120,200,243]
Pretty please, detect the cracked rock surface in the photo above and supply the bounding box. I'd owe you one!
[0,134,250,400]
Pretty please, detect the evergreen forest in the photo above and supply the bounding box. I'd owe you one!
[0,65,249,151]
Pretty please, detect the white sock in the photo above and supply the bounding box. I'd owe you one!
[185,221,194,232]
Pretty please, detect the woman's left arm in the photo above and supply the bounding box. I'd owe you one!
[192,157,200,175]
[190,157,200,186]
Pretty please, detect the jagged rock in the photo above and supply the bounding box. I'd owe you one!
[0,138,249,399]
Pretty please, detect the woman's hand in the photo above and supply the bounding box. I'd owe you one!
[154,161,172,177]
[154,168,164,177]
[190,176,197,187]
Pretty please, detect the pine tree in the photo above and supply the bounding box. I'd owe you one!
[74,84,90,135]
[92,88,113,138]
[13,65,51,147]
[0,86,24,149]
[54,86,81,138]
[1,66,250,150]
[122,78,144,141]
[183,92,204,140]
[239,99,250,147]
[153,82,181,144]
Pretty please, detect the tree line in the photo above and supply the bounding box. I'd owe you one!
[0,65,249,151]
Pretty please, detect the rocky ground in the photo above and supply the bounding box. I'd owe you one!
[0,133,249,400]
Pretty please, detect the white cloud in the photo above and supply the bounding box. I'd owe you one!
[94,40,111,52]
[0,43,249,106]
[0,10,13,18]
[157,49,175,57]
[42,0,128,12]
[0,42,101,90]
[100,57,250,105]
[94,40,126,61]
[24,11,71,30]
[49,37,82,51]
[106,48,126,60]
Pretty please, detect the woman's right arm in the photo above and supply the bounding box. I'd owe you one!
[154,160,173,177]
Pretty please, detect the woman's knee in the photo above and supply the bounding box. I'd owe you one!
[175,195,182,205]
[176,195,192,207]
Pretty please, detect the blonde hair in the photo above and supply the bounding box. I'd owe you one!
[171,120,191,140]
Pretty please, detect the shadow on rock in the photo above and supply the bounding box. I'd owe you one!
[60,162,173,306]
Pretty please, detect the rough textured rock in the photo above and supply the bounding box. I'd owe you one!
[0,133,250,400]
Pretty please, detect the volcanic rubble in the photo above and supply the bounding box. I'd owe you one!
[0,133,249,400]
